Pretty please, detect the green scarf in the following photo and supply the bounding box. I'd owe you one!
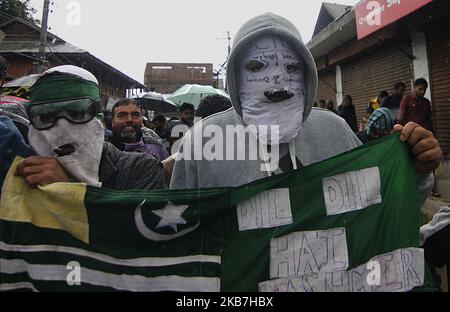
[30,75,101,104]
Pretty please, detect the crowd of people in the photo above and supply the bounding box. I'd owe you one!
[0,12,448,291]
[316,79,434,147]
[317,78,439,197]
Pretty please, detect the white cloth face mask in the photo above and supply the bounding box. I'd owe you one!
[238,36,306,144]
[28,118,105,187]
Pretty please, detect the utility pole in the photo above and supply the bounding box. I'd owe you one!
[227,31,231,60]
[225,31,231,91]
[216,31,232,91]
[37,0,50,74]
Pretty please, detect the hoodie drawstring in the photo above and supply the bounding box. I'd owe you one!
[260,141,297,176]
[259,142,273,176]
[289,141,297,170]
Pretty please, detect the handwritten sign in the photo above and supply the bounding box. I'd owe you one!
[322,167,382,216]
[270,228,348,279]
[260,248,424,292]
[237,188,293,231]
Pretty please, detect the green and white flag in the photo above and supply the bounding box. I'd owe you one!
[0,133,433,292]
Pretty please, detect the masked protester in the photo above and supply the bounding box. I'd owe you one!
[15,65,166,191]
[170,12,361,188]
[170,13,441,199]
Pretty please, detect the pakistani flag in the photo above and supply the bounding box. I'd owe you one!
[0,134,434,292]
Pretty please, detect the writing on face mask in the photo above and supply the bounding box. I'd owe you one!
[237,36,306,145]
[239,39,305,95]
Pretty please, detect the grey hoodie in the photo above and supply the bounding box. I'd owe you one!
[227,12,317,122]
[170,12,361,189]
[169,13,432,196]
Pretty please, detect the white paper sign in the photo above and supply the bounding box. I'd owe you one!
[237,188,293,231]
[260,248,424,292]
[270,228,348,279]
[322,167,382,216]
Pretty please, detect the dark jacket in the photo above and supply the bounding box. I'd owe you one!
[106,132,169,161]
[356,130,373,144]
[338,104,358,132]
[397,94,434,133]
[0,116,34,190]
[99,142,166,191]
[381,95,402,111]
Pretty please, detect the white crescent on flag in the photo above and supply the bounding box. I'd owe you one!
[134,200,200,241]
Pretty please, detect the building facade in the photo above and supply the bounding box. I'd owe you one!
[309,0,450,159]
[0,17,147,109]
[144,63,214,94]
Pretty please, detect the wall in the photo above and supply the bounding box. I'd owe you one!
[145,63,214,94]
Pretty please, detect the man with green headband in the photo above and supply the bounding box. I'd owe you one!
[14,65,165,191]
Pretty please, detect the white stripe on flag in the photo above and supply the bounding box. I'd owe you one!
[0,282,38,292]
[0,241,220,267]
[0,258,220,292]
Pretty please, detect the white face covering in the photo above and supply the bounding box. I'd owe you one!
[28,118,104,187]
[238,36,306,144]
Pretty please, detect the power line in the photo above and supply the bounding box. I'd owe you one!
[10,52,41,62]
[47,46,75,66]
[215,31,232,90]
[46,46,67,65]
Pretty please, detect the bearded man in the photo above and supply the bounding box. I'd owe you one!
[107,98,169,161]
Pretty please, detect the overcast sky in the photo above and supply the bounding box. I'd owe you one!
[29,0,360,84]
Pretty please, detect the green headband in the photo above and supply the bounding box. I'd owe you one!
[30,75,101,104]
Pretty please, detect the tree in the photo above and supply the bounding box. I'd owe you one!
[0,0,40,24]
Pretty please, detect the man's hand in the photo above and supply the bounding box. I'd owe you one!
[393,122,443,174]
[14,156,73,187]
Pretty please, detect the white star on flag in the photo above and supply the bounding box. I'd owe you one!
[152,202,189,232]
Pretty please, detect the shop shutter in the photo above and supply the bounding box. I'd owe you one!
[427,25,450,158]
[316,69,337,106]
[341,44,413,125]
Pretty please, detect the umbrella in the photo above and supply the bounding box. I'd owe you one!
[166,84,230,109]
[3,74,40,88]
[0,95,30,124]
[2,74,40,100]
[133,91,178,113]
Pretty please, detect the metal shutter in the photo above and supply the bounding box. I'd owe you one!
[341,44,413,124]
[427,25,450,158]
[316,69,337,105]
